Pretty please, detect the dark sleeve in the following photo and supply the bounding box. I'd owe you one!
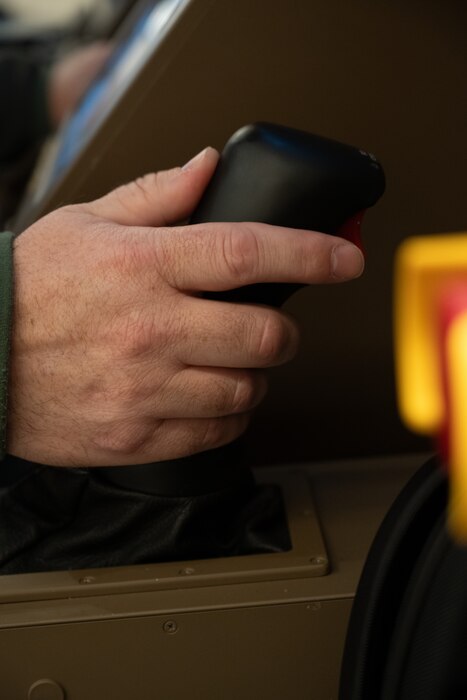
[0,50,52,165]
[0,230,14,460]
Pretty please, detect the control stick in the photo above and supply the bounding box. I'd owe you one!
[101,123,385,496]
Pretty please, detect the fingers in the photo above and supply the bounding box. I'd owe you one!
[48,42,113,126]
[128,367,268,419]
[173,297,300,368]
[111,296,299,369]
[155,222,365,291]
[83,147,219,227]
[80,155,363,290]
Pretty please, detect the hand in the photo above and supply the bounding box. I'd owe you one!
[9,147,364,467]
[48,42,112,126]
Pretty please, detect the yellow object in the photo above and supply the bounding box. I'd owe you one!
[395,232,467,434]
[446,311,467,543]
[394,230,467,543]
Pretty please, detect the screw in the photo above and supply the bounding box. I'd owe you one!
[163,620,179,634]
[79,576,95,585]
[310,557,327,567]
[179,567,195,576]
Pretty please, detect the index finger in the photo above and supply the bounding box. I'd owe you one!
[154,221,365,292]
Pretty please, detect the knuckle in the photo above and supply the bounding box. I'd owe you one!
[255,312,299,366]
[196,417,226,451]
[193,414,251,453]
[108,236,156,277]
[131,171,173,226]
[135,172,161,194]
[119,173,158,212]
[311,240,335,280]
[155,230,188,284]
[82,377,142,425]
[92,418,156,456]
[108,303,182,362]
[230,372,263,413]
[112,313,157,360]
[221,225,261,282]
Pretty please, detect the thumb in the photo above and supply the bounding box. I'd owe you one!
[83,147,219,227]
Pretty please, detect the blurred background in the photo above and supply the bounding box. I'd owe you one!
[0,0,126,33]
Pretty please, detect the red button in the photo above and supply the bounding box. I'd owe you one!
[336,209,366,252]
[437,281,467,465]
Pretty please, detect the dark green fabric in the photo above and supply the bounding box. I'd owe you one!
[0,231,14,459]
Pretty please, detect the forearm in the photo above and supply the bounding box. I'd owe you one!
[0,231,14,459]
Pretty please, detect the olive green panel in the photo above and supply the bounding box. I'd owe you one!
[0,600,351,700]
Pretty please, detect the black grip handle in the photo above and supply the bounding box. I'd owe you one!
[101,123,385,495]
[192,123,384,306]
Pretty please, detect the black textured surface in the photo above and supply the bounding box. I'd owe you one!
[0,462,290,574]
